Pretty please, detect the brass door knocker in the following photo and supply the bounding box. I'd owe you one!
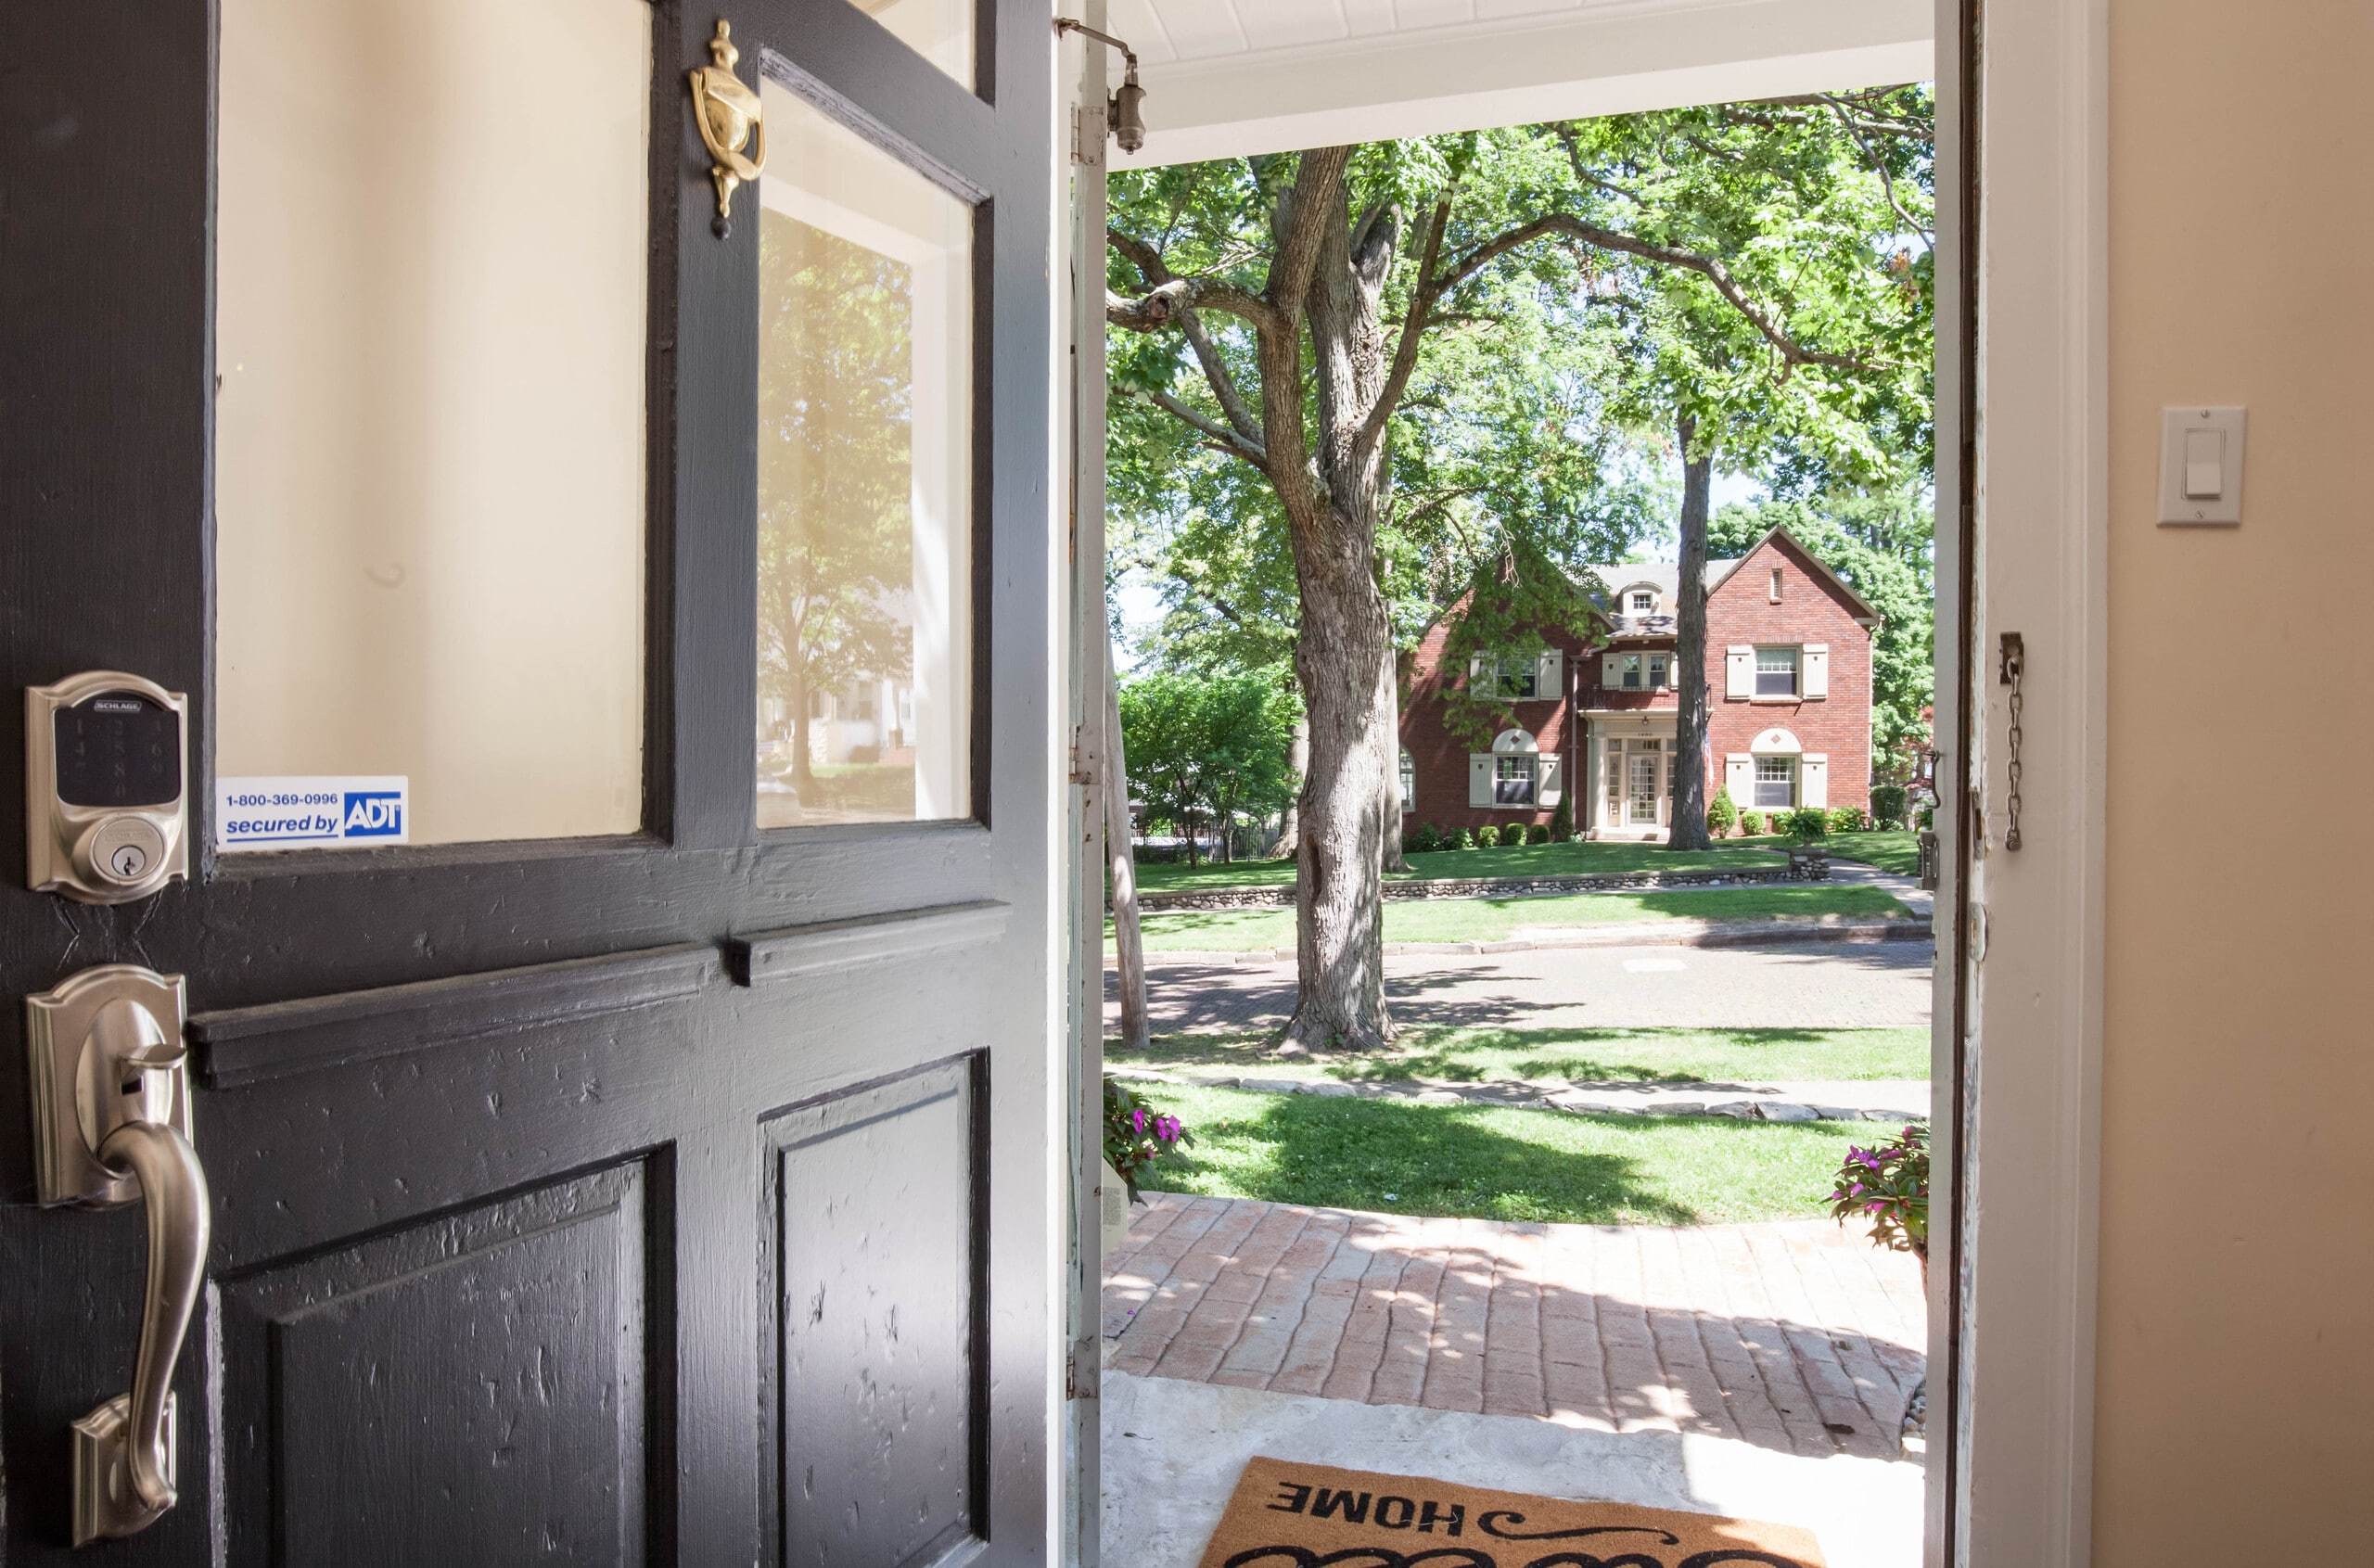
[688,19,765,236]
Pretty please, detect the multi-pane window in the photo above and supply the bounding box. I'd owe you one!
[1755,645,1800,696]
[1398,749,1416,810]
[1628,590,1655,613]
[1648,653,1669,687]
[1618,653,1644,690]
[1495,754,1538,805]
[1755,754,1795,809]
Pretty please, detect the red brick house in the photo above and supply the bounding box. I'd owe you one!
[1398,528,1877,839]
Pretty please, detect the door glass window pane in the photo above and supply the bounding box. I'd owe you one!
[756,83,975,829]
[841,0,974,89]
[215,0,651,849]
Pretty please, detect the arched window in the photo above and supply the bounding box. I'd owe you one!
[1490,728,1538,805]
[1749,727,1803,809]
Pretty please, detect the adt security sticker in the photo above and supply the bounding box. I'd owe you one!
[216,777,410,849]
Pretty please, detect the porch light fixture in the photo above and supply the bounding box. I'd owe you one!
[1053,18,1147,153]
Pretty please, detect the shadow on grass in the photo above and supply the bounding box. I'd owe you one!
[1118,1025,1915,1088]
[1160,1092,1704,1227]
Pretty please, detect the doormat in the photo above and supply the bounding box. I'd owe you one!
[1194,1457,1827,1568]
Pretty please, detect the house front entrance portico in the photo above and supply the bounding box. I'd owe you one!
[1584,711,1679,840]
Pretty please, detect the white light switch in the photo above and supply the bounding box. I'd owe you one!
[2182,428,2224,499]
[2159,406,2246,525]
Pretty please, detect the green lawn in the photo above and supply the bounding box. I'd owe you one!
[1132,837,1787,894]
[1135,1082,1858,1226]
[1112,1024,1928,1085]
[1115,882,1912,952]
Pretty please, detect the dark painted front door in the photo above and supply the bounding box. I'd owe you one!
[0,1,1055,1562]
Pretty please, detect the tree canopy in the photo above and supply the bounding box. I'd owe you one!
[1104,87,1935,1048]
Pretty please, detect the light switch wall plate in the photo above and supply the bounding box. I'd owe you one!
[2158,405,2246,525]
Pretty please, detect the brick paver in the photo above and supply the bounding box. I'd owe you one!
[1103,1193,1925,1461]
[1109,938,1932,1037]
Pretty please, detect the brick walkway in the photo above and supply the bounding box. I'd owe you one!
[1110,938,1933,1037]
[1103,1193,1924,1461]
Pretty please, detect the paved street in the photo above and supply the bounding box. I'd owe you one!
[1108,937,1933,1036]
[1104,1193,1923,1462]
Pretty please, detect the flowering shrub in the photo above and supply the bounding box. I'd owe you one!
[1826,1123,1929,1257]
[1104,1077,1193,1202]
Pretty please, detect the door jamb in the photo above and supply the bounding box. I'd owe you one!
[1934,0,2111,1564]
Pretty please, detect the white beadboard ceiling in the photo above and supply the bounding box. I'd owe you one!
[1096,0,1934,167]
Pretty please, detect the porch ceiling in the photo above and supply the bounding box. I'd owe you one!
[1112,0,1934,168]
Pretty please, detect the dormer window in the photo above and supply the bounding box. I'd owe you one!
[1627,590,1656,614]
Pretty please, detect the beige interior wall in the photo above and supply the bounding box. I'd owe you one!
[215,0,649,847]
[2098,1,2374,1554]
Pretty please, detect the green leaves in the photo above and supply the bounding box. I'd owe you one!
[1117,669,1302,853]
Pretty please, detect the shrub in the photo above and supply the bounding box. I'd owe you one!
[1827,805,1870,834]
[1783,806,1831,844]
[1738,810,1765,836]
[1406,822,1443,854]
[1474,824,1500,848]
[1454,827,1476,849]
[1914,804,1934,831]
[1528,822,1553,846]
[1707,786,1738,838]
[1826,1123,1929,1259]
[1870,784,1909,829]
[1550,794,1575,842]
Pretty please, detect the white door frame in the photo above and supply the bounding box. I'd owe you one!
[1053,0,2112,1560]
[1932,0,2109,1563]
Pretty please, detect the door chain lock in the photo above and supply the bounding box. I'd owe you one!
[1997,632,2025,852]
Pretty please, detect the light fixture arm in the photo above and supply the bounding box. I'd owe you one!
[1053,17,1148,154]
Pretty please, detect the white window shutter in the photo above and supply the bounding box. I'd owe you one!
[1725,754,1754,804]
[1468,652,1487,687]
[1800,754,1829,809]
[1538,756,1564,807]
[1725,646,1755,699]
[1802,644,1830,699]
[1537,648,1562,698]
[1469,755,1492,809]
[1602,652,1622,687]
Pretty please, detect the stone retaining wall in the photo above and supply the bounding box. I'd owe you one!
[1136,862,1806,913]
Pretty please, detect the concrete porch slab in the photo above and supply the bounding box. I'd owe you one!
[1103,1369,1925,1568]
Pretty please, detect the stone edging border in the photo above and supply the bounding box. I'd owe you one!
[1137,863,1813,912]
[1121,914,1933,967]
[1106,1065,1921,1126]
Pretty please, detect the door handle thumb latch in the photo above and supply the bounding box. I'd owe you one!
[26,964,211,1546]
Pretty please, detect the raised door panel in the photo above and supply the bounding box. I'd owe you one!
[215,1163,656,1564]
[763,1055,987,1568]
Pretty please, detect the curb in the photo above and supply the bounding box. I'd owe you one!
[1106,1064,1925,1126]
[1112,916,1934,968]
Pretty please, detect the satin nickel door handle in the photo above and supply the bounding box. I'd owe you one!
[24,964,212,1545]
[74,1118,210,1541]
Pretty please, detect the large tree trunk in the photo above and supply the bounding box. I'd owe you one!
[1669,417,1715,851]
[1102,649,1149,1052]
[1271,695,1309,860]
[1379,638,1410,873]
[1281,522,1396,1054]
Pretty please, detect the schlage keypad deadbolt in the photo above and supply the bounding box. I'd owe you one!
[26,671,190,903]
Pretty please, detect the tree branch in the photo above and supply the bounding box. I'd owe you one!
[1826,101,1934,249]
[1108,227,1267,440]
[1432,212,1879,374]
[1106,275,1279,335]
[1123,386,1270,470]
[1354,198,1449,461]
